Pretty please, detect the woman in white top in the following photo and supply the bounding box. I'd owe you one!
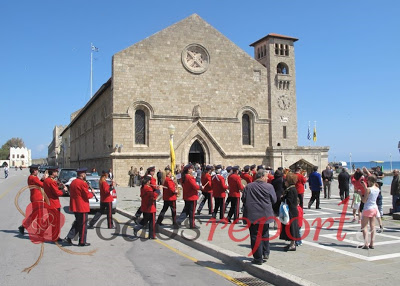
[360,175,380,249]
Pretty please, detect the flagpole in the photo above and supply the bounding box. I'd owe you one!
[90,43,93,98]
[308,121,311,146]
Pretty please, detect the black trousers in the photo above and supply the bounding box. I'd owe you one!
[89,202,113,228]
[339,188,350,201]
[197,192,213,214]
[249,224,270,260]
[67,213,89,244]
[297,193,304,209]
[308,191,321,209]
[213,197,226,219]
[227,197,240,221]
[135,212,156,239]
[157,200,177,225]
[177,200,197,228]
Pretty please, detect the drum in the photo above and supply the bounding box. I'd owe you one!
[241,179,248,187]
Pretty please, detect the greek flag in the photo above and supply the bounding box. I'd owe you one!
[91,44,99,52]
[307,124,311,141]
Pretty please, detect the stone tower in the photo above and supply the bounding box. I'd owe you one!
[250,34,298,149]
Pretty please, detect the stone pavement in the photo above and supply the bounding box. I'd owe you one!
[115,181,400,286]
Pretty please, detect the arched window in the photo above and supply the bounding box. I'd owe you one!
[135,110,146,145]
[277,62,289,74]
[242,114,251,145]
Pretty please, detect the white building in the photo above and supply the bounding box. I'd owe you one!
[10,147,31,167]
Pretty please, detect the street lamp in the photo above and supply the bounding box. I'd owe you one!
[349,153,352,173]
[168,124,175,139]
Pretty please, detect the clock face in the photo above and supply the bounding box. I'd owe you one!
[278,95,291,110]
[182,44,210,74]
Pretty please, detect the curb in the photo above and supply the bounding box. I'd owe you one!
[116,207,318,286]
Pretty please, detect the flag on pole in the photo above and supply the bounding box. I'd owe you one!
[170,139,175,175]
[313,124,317,142]
[91,44,99,52]
[307,122,311,141]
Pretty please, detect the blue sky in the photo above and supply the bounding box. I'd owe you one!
[1,0,399,162]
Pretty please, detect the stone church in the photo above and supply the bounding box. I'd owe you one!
[60,14,328,186]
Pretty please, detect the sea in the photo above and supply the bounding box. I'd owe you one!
[344,161,400,185]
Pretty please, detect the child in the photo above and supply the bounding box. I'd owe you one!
[351,186,361,223]
[296,197,304,246]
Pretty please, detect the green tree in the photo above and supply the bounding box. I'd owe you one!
[0,137,26,160]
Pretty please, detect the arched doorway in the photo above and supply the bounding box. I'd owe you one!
[188,140,205,165]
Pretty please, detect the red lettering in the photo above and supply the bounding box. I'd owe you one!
[248,217,278,257]
[336,197,350,241]
[312,217,334,241]
[228,217,250,242]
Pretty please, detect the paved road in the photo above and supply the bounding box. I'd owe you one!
[0,169,266,286]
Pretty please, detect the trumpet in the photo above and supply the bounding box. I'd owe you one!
[85,180,99,202]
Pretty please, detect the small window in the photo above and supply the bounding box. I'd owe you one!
[283,126,287,139]
[135,110,146,145]
[242,114,251,145]
[275,44,279,55]
[277,63,289,74]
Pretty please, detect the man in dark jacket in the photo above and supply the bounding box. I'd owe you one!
[338,168,350,201]
[242,170,277,265]
[308,166,323,209]
[391,169,400,213]
[322,166,333,199]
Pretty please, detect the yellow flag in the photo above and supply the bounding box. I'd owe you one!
[170,139,175,175]
[313,126,317,142]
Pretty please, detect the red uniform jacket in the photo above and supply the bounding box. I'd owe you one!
[212,174,228,198]
[100,180,113,203]
[201,173,213,193]
[148,176,157,191]
[228,174,244,198]
[163,177,177,201]
[28,175,44,202]
[43,177,64,209]
[69,178,94,213]
[267,174,274,184]
[251,170,257,177]
[141,184,157,213]
[241,173,253,184]
[351,175,366,195]
[182,174,199,201]
[295,173,307,195]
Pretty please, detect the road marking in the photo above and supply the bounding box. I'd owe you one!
[155,239,247,286]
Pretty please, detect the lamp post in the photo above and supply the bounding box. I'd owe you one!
[168,124,176,175]
[349,153,352,173]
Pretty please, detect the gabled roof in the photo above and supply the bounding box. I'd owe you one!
[249,33,298,47]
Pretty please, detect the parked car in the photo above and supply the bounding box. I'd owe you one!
[39,165,50,173]
[58,168,77,196]
[64,175,117,213]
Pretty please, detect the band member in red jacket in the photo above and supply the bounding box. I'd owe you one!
[177,164,202,228]
[134,176,158,239]
[197,165,213,215]
[43,167,64,211]
[19,164,46,235]
[250,164,257,178]
[156,168,178,226]
[212,165,229,220]
[134,166,157,221]
[227,166,244,223]
[241,165,253,184]
[63,168,94,246]
[89,172,115,229]
[295,166,307,208]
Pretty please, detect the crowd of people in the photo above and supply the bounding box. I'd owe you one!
[17,162,399,265]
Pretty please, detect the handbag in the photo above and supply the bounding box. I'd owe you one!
[279,200,290,224]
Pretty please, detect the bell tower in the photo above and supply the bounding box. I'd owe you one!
[250,33,298,148]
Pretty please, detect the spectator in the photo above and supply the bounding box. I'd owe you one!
[279,173,299,251]
[338,168,350,201]
[391,169,400,213]
[242,170,277,264]
[308,166,323,209]
[322,166,333,199]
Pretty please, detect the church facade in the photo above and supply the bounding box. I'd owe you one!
[60,14,328,186]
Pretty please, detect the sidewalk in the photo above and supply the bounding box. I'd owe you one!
[115,182,400,286]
